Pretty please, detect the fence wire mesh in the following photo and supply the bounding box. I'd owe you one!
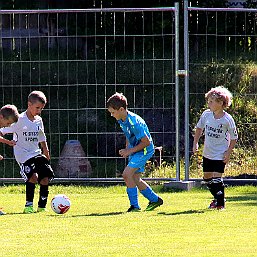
[188,7,257,180]
[1,4,256,182]
[0,8,177,180]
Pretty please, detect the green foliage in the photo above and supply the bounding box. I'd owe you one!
[190,60,257,177]
[144,160,177,178]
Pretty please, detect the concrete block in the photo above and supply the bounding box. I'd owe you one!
[56,140,92,178]
[164,180,196,191]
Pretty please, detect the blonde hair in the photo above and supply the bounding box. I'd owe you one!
[205,86,233,108]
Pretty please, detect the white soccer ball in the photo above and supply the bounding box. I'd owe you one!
[51,194,71,214]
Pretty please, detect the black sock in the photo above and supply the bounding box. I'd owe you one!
[204,178,216,199]
[215,183,225,206]
[212,178,225,206]
[38,185,49,208]
[25,182,35,206]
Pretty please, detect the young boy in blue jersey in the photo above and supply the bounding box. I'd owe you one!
[107,92,163,212]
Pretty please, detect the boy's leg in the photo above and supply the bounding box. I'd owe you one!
[203,171,217,208]
[20,159,38,213]
[204,178,217,209]
[123,166,140,210]
[35,155,54,212]
[133,174,163,211]
[24,174,37,213]
[134,174,158,202]
[38,177,49,210]
[126,151,163,211]
[25,181,36,206]
[203,158,225,209]
[212,177,225,208]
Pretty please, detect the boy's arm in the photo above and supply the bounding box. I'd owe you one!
[193,127,203,154]
[223,139,237,164]
[119,136,150,158]
[40,141,50,160]
[0,136,16,146]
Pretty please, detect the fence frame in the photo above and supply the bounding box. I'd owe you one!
[2,3,256,185]
[183,0,257,184]
[0,4,181,183]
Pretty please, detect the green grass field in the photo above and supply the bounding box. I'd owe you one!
[0,184,257,257]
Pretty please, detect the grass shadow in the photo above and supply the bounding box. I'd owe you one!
[157,209,205,216]
[2,212,25,215]
[68,211,125,217]
[227,194,257,206]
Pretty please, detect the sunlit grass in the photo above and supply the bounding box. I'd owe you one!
[0,185,257,256]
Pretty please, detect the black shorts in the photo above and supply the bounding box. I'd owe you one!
[20,155,55,182]
[202,156,226,173]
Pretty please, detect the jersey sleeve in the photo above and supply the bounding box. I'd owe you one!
[196,111,207,129]
[133,121,149,140]
[38,119,47,142]
[227,118,238,140]
[0,122,18,135]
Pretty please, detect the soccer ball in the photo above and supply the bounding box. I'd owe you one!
[51,194,71,214]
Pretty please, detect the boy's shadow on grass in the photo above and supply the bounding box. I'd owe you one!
[70,211,124,217]
[4,212,25,215]
[227,195,257,206]
[158,209,205,216]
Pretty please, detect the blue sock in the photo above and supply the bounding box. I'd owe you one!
[126,187,140,209]
[140,187,158,203]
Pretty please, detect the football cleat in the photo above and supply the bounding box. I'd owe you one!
[0,208,6,215]
[208,199,217,209]
[23,206,36,214]
[217,206,225,210]
[145,197,163,211]
[127,205,141,212]
[37,207,47,213]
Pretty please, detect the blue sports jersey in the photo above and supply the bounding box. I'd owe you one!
[118,111,154,155]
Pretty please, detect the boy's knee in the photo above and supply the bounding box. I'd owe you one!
[122,168,134,180]
[28,173,38,183]
[122,172,130,181]
[39,177,49,185]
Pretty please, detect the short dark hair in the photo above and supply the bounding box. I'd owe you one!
[28,90,47,104]
[106,92,128,110]
[0,104,19,122]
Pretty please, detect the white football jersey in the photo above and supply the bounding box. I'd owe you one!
[196,109,238,160]
[0,111,46,163]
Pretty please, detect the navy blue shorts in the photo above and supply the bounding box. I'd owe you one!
[203,156,226,173]
[20,155,55,182]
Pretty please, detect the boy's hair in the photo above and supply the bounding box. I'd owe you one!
[0,104,19,122]
[106,92,128,110]
[205,86,232,108]
[28,90,47,104]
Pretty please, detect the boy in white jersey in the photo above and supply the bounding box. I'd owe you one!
[193,86,238,210]
[0,104,19,215]
[107,92,163,212]
[0,91,54,213]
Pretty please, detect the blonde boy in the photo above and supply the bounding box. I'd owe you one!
[193,86,238,209]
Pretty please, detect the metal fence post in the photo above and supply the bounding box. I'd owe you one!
[184,0,190,181]
[175,2,180,181]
